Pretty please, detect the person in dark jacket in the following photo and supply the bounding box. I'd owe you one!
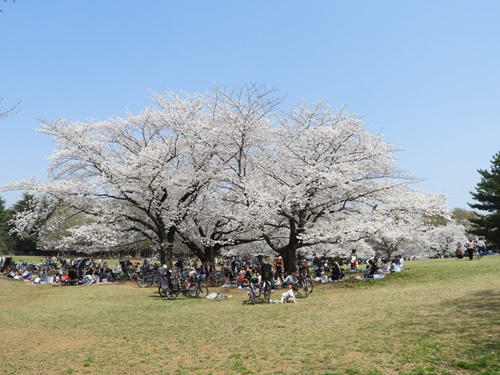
[330,262,345,281]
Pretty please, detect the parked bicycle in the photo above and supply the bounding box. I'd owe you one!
[247,276,261,305]
[137,265,159,288]
[157,267,208,300]
[294,269,313,298]
[261,279,272,304]
[242,276,272,304]
[206,270,225,287]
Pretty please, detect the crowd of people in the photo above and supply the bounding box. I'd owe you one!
[0,242,483,295]
[455,238,487,260]
[0,256,130,286]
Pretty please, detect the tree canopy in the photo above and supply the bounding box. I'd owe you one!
[0,84,447,270]
[469,151,500,248]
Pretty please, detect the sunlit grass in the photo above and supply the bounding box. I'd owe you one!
[0,256,499,374]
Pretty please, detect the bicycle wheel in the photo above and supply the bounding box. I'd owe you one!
[137,273,153,288]
[158,286,167,297]
[165,288,178,300]
[195,285,209,298]
[249,288,256,305]
[263,281,272,303]
[151,273,159,286]
[298,280,311,297]
[293,283,307,296]
[303,279,313,297]
[136,273,146,288]
[207,277,216,287]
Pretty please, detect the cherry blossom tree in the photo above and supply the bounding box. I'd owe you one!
[3,90,226,265]
[423,221,467,258]
[172,84,282,262]
[1,85,279,264]
[1,85,448,269]
[366,185,447,260]
[246,100,444,273]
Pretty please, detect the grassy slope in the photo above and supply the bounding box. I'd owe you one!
[0,257,498,375]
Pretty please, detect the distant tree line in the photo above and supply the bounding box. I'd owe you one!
[0,193,38,255]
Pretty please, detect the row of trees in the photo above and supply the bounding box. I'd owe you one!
[1,85,495,270]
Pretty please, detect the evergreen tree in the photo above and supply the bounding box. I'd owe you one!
[468,151,500,248]
[0,197,13,254]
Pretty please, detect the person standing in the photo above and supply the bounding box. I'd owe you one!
[275,256,283,283]
[476,238,486,257]
[261,260,273,283]
[350,249,358,270]
[466,239,475,260]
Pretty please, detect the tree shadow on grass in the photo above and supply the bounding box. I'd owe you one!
[447,289,500,320]
[441,289,500,361]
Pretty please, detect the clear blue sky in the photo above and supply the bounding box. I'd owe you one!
[1,0,499,210]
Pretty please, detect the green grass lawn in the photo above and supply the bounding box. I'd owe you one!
[0,256,499,375]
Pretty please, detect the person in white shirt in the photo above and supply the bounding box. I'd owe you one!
[280,284,298,303]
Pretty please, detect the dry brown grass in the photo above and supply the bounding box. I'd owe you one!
[0,257,499,375]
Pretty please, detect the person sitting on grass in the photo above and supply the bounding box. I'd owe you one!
[59,271,72,285]
[379,260,390,274]
[272,273,282,289]
[80,274,95,284]
[315,264,324,280]
[66,266,79,284]
[330,262,345,281]
[396,255,404,269]
[102,267,115,282]
[222,266,233,286]
[21,268,32,281]
[280,284,298,303]
[368,259,379,275]
[389,260,401,273]
[282,271,299,288]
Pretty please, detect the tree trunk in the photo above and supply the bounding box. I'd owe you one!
[204,245,220,264]
[159,241,174,268]
[264,218,300,275]
[280,245,298,275]
[159,243,166,266]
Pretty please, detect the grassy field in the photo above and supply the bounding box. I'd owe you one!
[0,256,499,375]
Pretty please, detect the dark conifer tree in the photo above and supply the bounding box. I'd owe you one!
[0,197,13,253]
[468,151,500,248]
